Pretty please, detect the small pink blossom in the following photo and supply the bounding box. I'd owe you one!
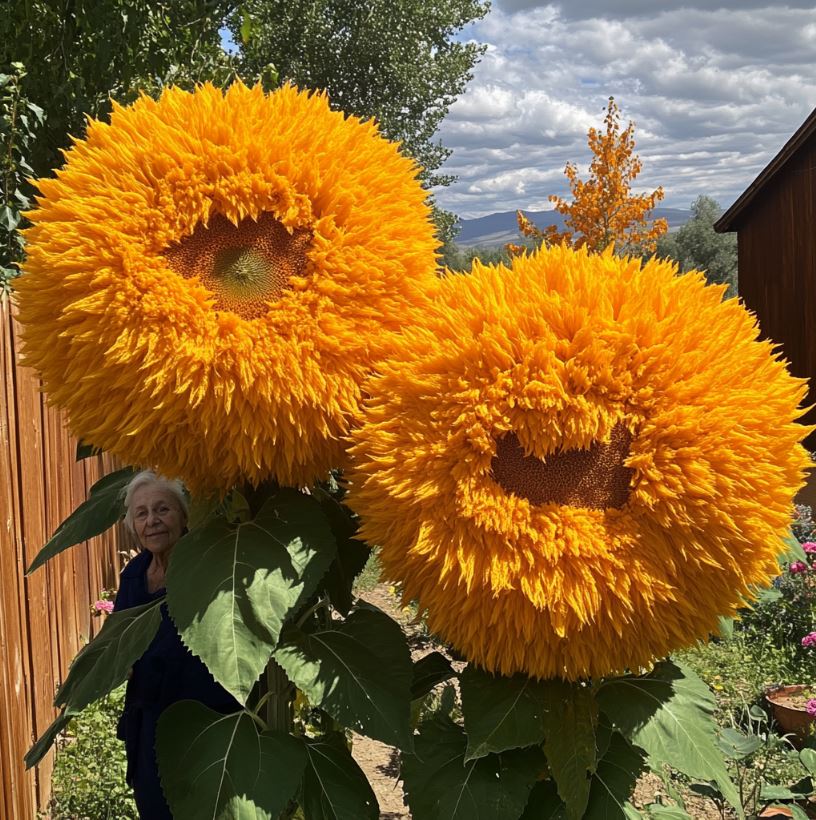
[790,561,808,574]
[93,600,114,614]
[802,632,816,648]
[803,542,816,555]
[807,699,816,717]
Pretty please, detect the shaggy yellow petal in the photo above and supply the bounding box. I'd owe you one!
[16,83,438,492]
[347,245,811,680]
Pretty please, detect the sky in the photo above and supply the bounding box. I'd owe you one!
[432,0,816,219]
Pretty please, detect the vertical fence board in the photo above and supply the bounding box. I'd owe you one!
[0,297,125,815]
[0,296,34,820]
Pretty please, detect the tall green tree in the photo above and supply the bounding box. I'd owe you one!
[1,0,241,286]
[2,0,486,286]
[231,0,488,245]
[233,0,487,189]
[657,195,738,296]
[3,1,239,179]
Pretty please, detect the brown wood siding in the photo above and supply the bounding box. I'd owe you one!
[0,293,126,817]
[736,131,816,445]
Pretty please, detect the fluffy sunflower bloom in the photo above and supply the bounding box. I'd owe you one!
[347,246,811,680]
[16,82,437,492]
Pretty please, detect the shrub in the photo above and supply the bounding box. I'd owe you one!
[47,686,136,820]
[736,505,816,678]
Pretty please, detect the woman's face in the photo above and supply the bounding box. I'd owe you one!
[130,485,186,555]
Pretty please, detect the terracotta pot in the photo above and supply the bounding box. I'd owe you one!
[758,808,793,819]
[766,684,816,748]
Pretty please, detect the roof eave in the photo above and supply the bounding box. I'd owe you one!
[714,105,816,233]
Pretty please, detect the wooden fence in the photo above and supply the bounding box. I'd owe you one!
[0,293,125,818]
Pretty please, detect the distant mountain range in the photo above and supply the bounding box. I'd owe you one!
[455,207,691,248]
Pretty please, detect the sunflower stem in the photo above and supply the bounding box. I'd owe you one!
[264,658,293,734]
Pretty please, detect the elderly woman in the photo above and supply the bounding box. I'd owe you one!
[114,470,238,819]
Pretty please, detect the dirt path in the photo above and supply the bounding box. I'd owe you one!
[352,583,724,820]
[354,585,426,819]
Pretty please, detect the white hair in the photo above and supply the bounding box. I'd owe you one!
[122,470,188,537]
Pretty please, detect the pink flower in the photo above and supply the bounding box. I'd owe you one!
[803,542,816,555]
[790,561,808,574]
[807,699,816,717]
[802,632,816,648]
[93,600,114,614]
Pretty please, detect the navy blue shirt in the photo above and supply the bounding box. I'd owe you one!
[114,550,239,818]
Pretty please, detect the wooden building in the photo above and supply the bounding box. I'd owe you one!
[715,106,816,449]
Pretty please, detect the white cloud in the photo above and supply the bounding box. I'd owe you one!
[435,3,816,218]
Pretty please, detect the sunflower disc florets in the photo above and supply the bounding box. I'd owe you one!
[348,245,811,680]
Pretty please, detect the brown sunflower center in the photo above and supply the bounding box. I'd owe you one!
[491,423,634,510]
[163,212,312,319]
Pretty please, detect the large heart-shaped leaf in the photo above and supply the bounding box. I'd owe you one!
[401,714,544,820]
[156,700,306,820]
[54,598,163,712]
[598,660,741,816]
[27,466,135,573]
[460,666,598,817]
[275,604,413,749]
[541,679,598,819]
[166,488,337,703]
[460,665,552,760]
[300,733,379,820]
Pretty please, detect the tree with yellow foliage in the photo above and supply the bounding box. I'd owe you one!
[509,97,668,255]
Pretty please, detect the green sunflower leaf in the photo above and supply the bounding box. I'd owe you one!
[166,487,337,703]
[54,598,163,712]
[520,733,645,820]
[781,529,807,564]
[156,701,306,820]
[312,489,371,616]
[411,651,456,700]
[645,806,694,819]
[25,710,75,769]
[401,714,544,820]
[27,466,135,574]
[274,604,413,749]
[584,732,645,819]
[597,660,742,817]
[541,679,598,819]
[75,440,103,460]
[718,726,762,760]
[520,780,568,820]
[460,665,552,760]
[300,733,379,820]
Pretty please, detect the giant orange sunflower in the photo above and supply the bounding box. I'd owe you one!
[16,82,437,492]
[347,245,811,680]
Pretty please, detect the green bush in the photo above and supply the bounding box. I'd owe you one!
[734,504,816,677]
[47,686,136,820]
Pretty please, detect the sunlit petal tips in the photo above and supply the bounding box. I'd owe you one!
[347,245,811,680]
[16,83,439,493]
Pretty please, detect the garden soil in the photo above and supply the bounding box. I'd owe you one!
[353,583,726,820]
